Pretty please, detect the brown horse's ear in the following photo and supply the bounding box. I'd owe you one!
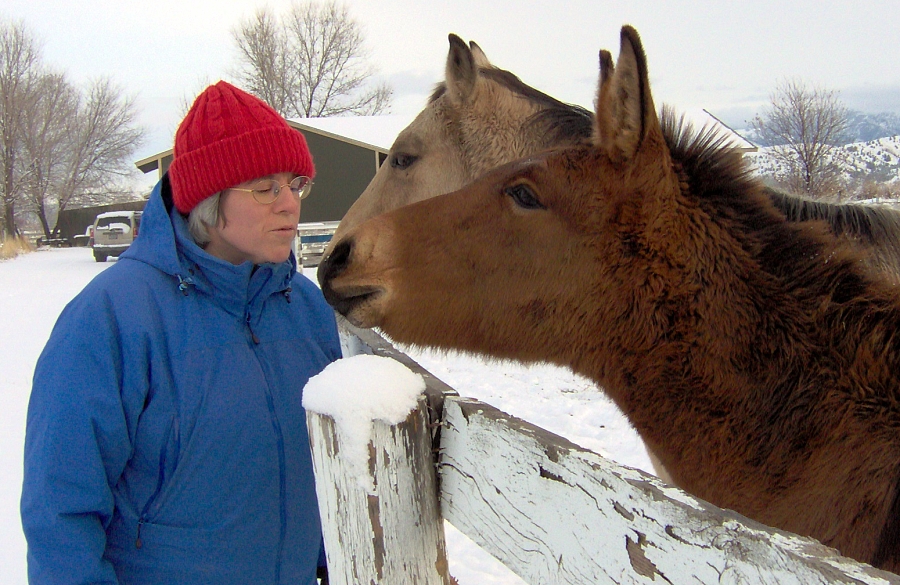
[469,41,491,69]
[446,34,478,105]
[593,26,659,163]
[593,49,614,142]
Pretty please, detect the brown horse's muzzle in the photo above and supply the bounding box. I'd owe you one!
[318,237,385,327]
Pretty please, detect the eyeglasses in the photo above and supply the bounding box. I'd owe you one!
[228,176,313,204]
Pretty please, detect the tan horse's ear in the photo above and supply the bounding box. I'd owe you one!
[593,26,659,163]
[446,34,478,105]
[469,41,491,69]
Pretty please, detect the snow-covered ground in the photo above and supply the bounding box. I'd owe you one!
[0,247,652,584]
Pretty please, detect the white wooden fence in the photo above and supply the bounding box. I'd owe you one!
[307,317,900,584]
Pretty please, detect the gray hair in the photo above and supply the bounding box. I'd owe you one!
[187,192,221,246]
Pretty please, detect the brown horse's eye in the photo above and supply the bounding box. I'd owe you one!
[505,184,545,210]
[390,153,418,170]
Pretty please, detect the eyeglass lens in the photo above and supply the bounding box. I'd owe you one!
[254,177,312,203]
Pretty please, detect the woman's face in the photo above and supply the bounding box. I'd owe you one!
[205,172,302,265]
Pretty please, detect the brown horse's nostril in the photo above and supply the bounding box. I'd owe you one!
[316,237,384,319]
[317,238,353,290]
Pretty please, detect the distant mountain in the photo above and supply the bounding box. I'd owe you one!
[845,111,900,143]
[738,110,900,148]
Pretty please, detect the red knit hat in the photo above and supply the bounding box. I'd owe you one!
[169,81,315,213]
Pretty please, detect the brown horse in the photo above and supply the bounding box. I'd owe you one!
[320,26,900,572]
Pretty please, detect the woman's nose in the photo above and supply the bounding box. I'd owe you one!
[273,184,301,213]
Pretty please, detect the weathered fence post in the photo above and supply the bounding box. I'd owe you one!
[306,325,453,585]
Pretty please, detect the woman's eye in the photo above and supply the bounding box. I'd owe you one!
[390,153,418,170]
[249,182,274,193]
[504,184,545,210]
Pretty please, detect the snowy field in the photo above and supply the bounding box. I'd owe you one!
[0,247,652,584]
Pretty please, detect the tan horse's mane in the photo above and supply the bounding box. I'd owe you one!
[430,66,595,145]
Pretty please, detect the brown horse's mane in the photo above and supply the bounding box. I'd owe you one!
[659,107,818,281]
[429,66,594,144]
[662,107,900,566]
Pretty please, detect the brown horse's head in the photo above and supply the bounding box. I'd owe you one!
[322,27,900,570]
[326,34,593,254]
[320,26,680,368]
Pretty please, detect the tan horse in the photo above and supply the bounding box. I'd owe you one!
[319,26,900,572]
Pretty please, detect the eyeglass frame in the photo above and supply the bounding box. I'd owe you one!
[227,175,313,205]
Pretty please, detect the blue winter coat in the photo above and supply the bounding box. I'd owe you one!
[21,176,342,584]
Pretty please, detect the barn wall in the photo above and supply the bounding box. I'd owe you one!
[300,131,380,223]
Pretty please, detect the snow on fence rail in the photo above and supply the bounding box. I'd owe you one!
[306,316,900,585]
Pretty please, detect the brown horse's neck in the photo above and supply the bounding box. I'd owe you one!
[568,180,899,503]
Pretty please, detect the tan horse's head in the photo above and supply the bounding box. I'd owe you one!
[326,34,593,253]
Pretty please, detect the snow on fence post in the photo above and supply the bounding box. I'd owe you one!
[304,319,456,585]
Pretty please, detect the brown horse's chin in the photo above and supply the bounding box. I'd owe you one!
[323,284,386,328]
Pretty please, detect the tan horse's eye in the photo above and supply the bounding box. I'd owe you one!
[505,184,545,210]
[390,153,418,170]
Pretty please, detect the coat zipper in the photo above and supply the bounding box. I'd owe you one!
[247,306,287,579]
[246,312,260,344]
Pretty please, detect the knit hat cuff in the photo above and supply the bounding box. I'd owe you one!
[170,125,315,213]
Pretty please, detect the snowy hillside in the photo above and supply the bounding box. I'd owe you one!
[746,135,900,186]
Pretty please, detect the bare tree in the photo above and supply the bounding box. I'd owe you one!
[21,76,144,239]
[0,22,145,241]
[20,72,78,238]
[232,1,392,118]
[751,78,850,200]
[0,20,42,238]
[51,78,145,222]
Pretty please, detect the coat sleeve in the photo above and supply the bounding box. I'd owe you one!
[21,285,141,585]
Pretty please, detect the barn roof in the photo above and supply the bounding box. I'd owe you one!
[678,108,758,152]
[289,114,415,152]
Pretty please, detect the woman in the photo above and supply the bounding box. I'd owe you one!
[21,81,341,584]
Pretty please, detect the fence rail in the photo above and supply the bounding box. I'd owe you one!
[308,317,900,584]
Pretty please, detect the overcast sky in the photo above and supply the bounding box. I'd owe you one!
[4,0,900,190]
